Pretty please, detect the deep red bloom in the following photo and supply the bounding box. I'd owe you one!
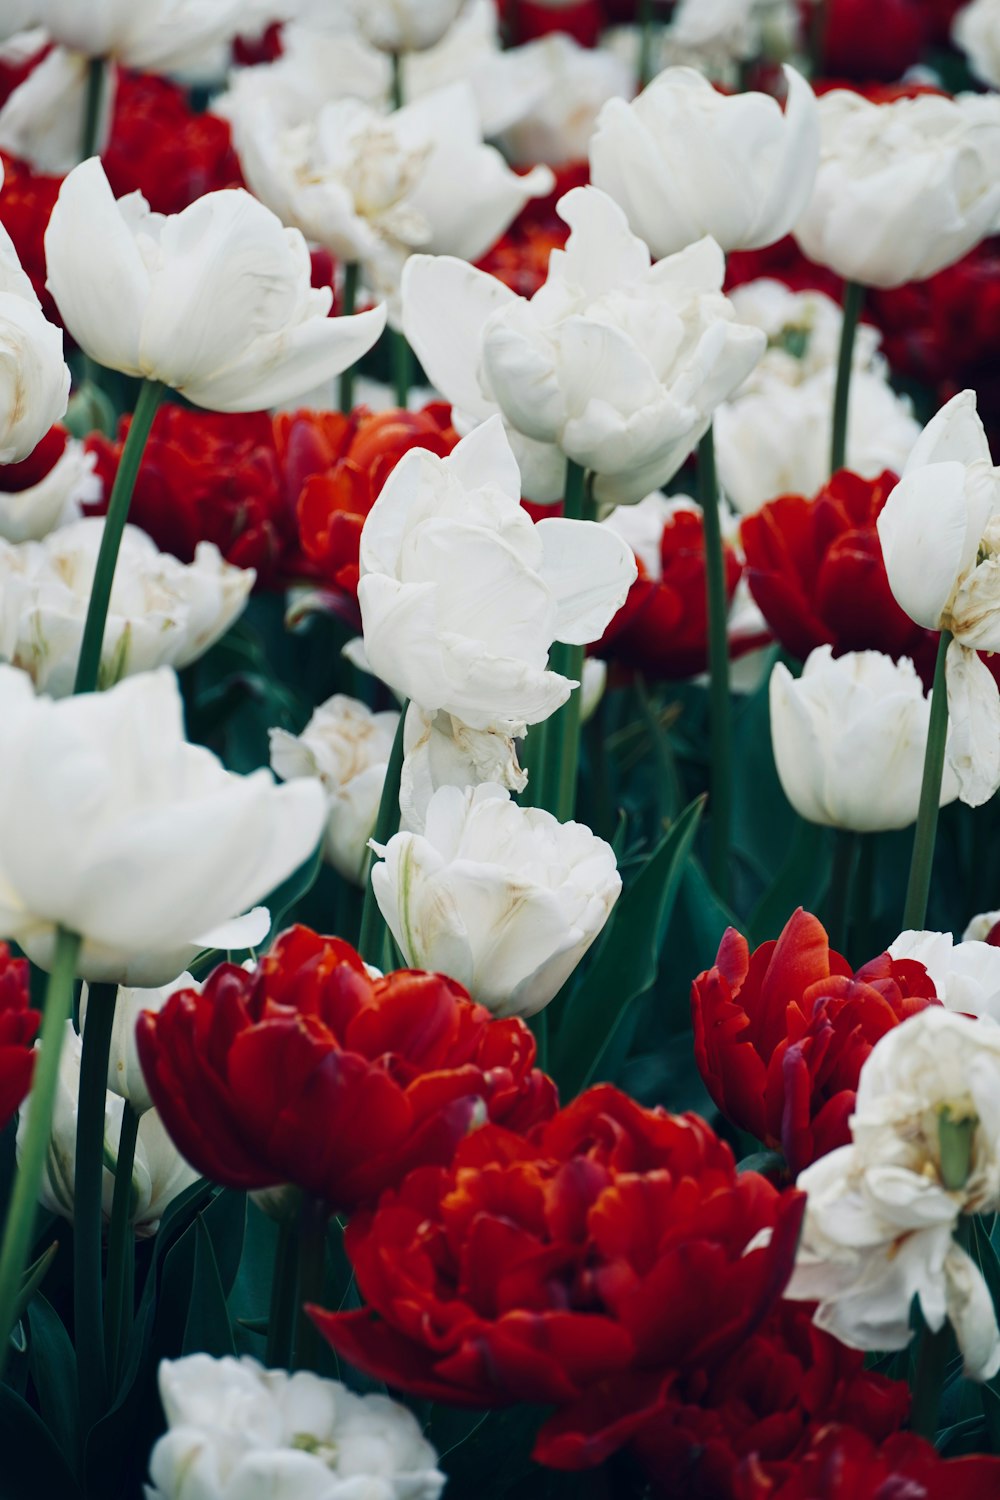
[0,153,62,317]
[499,0,604,45]
[0,425,69,494]
[136,926,556,1213]
[0,944,40,1131]
[735,1426,1000,1500]
[103,73,244,216]
[596,505,759,680]
[291,404,459,599]
[818,0,929,80]
[740,470,939,682]
[313,1084,805,1461]
[691,909,940,1176]
[477,164,588,299]
[726,236,842,302]
[85,404,296,585]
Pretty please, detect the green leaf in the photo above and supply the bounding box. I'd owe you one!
[183,1217,237,1359]
[736,1150,786,1179]
[27,1295,80,1472]
[749,818,829,947]
[0,1385,84,1500]
[555,797,704,1098]
[263,841,325,949]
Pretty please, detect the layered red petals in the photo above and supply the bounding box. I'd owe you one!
[313,1085,804,1456]
[736,1426,1000,1500]
[692,910,940,1175]
[135,926,556,1212]
[0,944,40,1130]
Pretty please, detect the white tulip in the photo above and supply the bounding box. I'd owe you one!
[80,973,198,1115]
[347,0,465,53]
[954,0,1000,89]
[728,278,885,391]
[963,910,1000,944]
[667,0,801,65]
[44,158,386,413]
[0,216,70,464]
[889,929,1000,1022]
[26,0,246,71]
[877,390,1000,806]
[402,186,765,505]
[788,1008,1000,1380]
[371,782,621,1017]
[18,1022,199,1237]
[794,90,1000,289]
[591,66,818,259]
[0,519,254,696]
[498,33,632,168]
[0,666,326,984]
[398,702,527,834]
[146,1355,444,1500]
[234,83,553,320]
[769,648,959,833]
[0,434,99,543]
[357,418,636,733]
[269,695,400,884]
[0,44,116,175]
[716,367,919,516]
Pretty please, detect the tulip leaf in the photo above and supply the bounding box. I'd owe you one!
[0,1386,85,1500]
[183,1216,237,1360]
[749,818,829,947]
[27,1295,80,1473]
[555,796,704,1099]
[736,1150,786,1180]
[263,839,326,948]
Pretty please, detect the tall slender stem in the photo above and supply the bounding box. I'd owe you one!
[338,263,360,415]
[294,1197,328,1372]
[75,981,117,1427]
[699,427,733,904]
[910,1321,950,1440]
[830,281,864,475]
[357,704,408,963]
[390,52,404,111]
[903,631,952,931]
[825,830,857,957]
[808,0,828,76]
[0,929,81,1380]
[638,0,656,89]
[104,1101,139,1390]
[266,1219,298,1371]
[392,330,412,410]
[82,57,106,162]
[540,462,590,821]
[74,379,165,694]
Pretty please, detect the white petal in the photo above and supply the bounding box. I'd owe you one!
[945,641,1000,807]
[535,516,636,644]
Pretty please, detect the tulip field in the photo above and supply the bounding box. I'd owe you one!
[3,1,1000,1497]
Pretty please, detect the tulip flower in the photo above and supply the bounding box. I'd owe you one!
[0,218,70,465]
[0,944,39,1131]
[398,703,527,834]
[44,158,386,412]
[370,782,621,1017]
[667,0,802,63]
[146,1356,445,1500]
[728,278,886,389]
[794,91,1000,290]
[877,390,1000,807]
[498,32,631,168]
[889,929,1000,1022]
[18,1021,199,1237]
[0,666,325,985]
[24,0,247,71]
[0,45,116,177]
[401,186,766,504]
[758,1429,1000,1500]
[269,695,401,884]
[357,419,636,733]
[590,66,819,259]
[349,0,466,52]
[0,426,99,544]
[135,926,556,1209]
[0,519,255,696]
[954,0,1000,89]
[770,648,959,833]
[787,1008,1000,1381]
[80,974,197,1116]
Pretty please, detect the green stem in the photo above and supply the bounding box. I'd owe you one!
[391,51,404,110]
[638,0,655,89]
[540,462,590,820]
[808,0,828,76]
[82,56,106,162]
[529,1010,548,1074]
[635,675,681,825]
[392,329,413,409]
[294,1198,328,1372]
[903,631,952,931]
[825,830,857,957]
[0,929,81,1381]
[104,1101,138,1391]
[73,379,165,694]
[75,981,117,1427]
[910,1320,950,1441]
[266,1219,298,1370]
[830,281,864,475]
[699,427,733,904]
[338,263,360,415]
[357,704,408,964]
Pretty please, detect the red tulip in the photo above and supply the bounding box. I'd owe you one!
[819,0,929,81]
[691,909,940,1176]
[135,926,556,1212]
[735,1426,1000,1500]
[313,1085,805,1465]
[103,72,244,217]
[0,944,40,1131]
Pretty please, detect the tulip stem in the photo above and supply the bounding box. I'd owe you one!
[540,462,591,822]
[75,981,117,1428]
[358,702,408,964]
[105,1101,139,1391]
[266,1219,298,1370]
[338,263,360,414]
[699,426,733,904]
[391,51,404,111]
[82,57,106,163]
[294,1197,328,1372]
[830,281,864,475]
[903,631,952,931]
[73,378,165,695]
[638,0,656,89]
[911,1318,950,1441]
[825,830,858,957]
[392,330,413,409]
[0,928,81,1382]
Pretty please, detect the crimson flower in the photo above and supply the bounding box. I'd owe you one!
[498,0,604,45]
[818,0,930,80]
[313,1085,805,1464]
[135,926,556,1213]
[0,944,40,1131]
[735,1426,1000,1500]
[477,164,587,300]
[1,424,70,495]
[691,909,940,1177]
[740,470,939,682]
[103,73,244,216]
[0,153,61,318]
